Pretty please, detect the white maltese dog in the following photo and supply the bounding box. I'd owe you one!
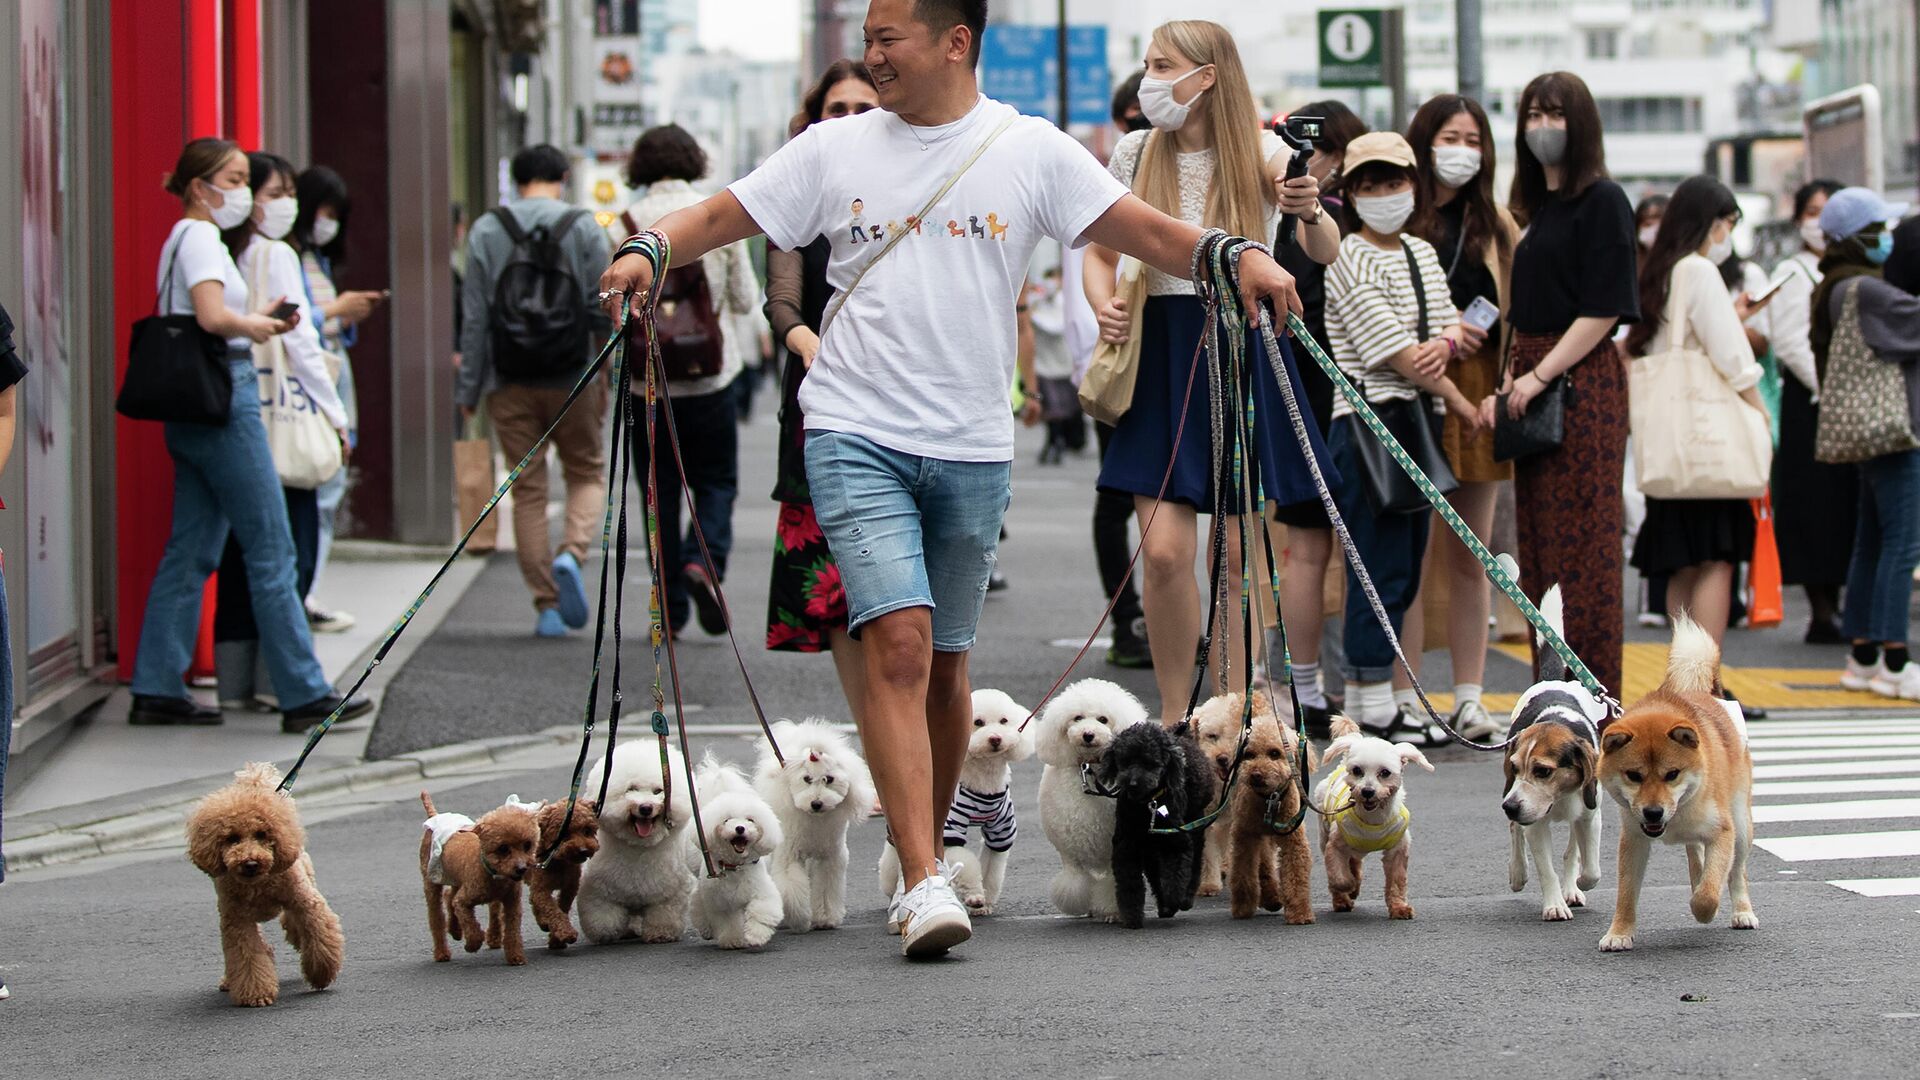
[577,740,695,945]
[1036,678,1146,920]
[1313,715,1434,919]
[879,687,1034,915]
[690,755,784,949]
[753,719,876,932]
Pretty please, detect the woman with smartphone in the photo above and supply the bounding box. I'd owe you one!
[1401,93,1520,743]
[129,138,366,731]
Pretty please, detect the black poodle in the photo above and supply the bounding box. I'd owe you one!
[1100,721,1219,929]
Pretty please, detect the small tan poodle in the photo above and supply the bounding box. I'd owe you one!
[526,798,600,950]
[420,792,540,966]
[185,762,345,1007]
[1222,711,1319,923]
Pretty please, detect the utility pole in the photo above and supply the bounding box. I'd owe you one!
[814,0,846,77]
[1056,0,1070,131]
[1456,0,1483,104]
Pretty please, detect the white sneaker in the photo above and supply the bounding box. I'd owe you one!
[897,874,972,957]
[1842,656,1882,691]
[887,859,951,936]
[1453,700,1503,742]
[1868,663,1920,701]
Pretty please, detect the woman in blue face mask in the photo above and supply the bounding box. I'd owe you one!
[1810,188,1920,701]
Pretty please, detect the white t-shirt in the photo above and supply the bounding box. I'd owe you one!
[729,95,1129,462]
[158,219,249,350]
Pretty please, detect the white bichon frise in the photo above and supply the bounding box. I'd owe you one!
[577,741,695,945]
[1036,678,1146,920]
[753,719,876,932]
[879,688,1034,915]
[690,755,784,950]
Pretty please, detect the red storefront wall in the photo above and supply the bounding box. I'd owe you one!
[111,0,264,680]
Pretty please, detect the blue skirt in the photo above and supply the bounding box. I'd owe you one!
[1098,295,1336,510]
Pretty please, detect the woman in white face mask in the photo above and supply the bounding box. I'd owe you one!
[1320,131,1485,742]
[1389,94,1522,743]
[1083,19,1342,727]
[1621,175,1772,657]
[213,152,356,714]
[129,139,368,730]
[1764,177,1852,642]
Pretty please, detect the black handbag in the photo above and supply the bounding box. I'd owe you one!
[1491,318,1568,462]
[1348,245,1459,515]
[117,234,232,426]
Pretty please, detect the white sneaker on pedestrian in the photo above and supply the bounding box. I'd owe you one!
[1868,663,1920,701]
[897,873,972,957]
[0,979,9,1000]
[888,859,952,936]
[1842,656,1881,691]
[1453,699,1503,742]
[306,604,357,633]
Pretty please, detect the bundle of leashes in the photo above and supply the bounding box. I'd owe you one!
[280,228,787,879]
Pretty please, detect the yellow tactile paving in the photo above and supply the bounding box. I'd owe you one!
[1439,643,1891,713]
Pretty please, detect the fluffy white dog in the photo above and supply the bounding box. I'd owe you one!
[690,756,784,950]
[577,741,695,945]
[753,719,876,932]
[1036,678,1146,920]
[879,688,1034,914]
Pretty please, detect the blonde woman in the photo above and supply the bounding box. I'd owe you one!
[1086,20,1339,724]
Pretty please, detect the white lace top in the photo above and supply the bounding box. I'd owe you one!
[1107,128,1286,296]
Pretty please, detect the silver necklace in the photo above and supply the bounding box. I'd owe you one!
[905,114,966,151]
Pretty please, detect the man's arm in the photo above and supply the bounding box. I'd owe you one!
[598,191,762,318]
[1079,194,1303,322]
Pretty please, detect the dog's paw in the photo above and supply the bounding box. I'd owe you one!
[1731,908,1759,930]
[1690,891,1722,925]
[1599,929,1635,952]
[1285,908,1315,926]
[505,952,526,967]
[227,983,278,1008]
[1508,867,1528,892]
[641,929,685,944]
[1388,902,1415,920]
[1331,894,1355,913]
[808,916,841,930]
[1197,882,1222,898]
[1563,886,1588,909]
[1541,899,1574,922]
[1577,870,1601,890]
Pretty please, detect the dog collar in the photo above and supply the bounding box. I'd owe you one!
[714,856,760,873]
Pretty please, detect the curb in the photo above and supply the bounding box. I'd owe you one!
[5,726,580,874]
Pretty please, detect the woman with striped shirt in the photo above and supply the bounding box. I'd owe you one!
[1322,132,1485,741]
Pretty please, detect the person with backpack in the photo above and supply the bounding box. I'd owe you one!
[456,144,613,637]
[612,124,758,636]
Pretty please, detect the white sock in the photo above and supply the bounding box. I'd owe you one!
[1293,662,1327,709]
[1392,688,1419,714]
[1454,683,1483,708]
[1354,681,1395,727]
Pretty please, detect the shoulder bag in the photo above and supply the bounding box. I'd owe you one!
[116,229,233,425]
[245,244,343,489]
[1347,243,1459,515]
[1815,277,1920,464]
[1628,259,1772,498]
[1078,135,1150,426]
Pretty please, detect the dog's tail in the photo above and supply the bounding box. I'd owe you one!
[420,791,438,817]
[1328,713,1361,740]
[1534,584,1571,683]
[1663,610,1721,696]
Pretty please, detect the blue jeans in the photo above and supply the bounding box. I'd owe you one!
[1330,419,1430,682]
[804,430,1011,652]
[131,356,332,707]
[630,384,740,629]
[1842,449,1920,644]
[0,567,12,881]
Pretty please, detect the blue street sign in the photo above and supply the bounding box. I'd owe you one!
[980,25,1110,127]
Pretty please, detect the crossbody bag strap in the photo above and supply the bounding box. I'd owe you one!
[819,111,1019,335]
[1401,240,1431,342]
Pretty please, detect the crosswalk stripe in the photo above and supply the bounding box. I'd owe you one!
[1751,798,1920,823]
[1745,735,1920,750]
[1752,830,1920,861]
[1751,745,1920,762]
[1752,758,1920,779]
[1753,776,1920,797]
[1826,877,1920,897]
[1747,720,1920,736]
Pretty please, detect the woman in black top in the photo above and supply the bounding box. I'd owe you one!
[1479,71,1639,697]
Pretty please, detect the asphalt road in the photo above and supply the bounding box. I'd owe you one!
[7,414,1918,1077]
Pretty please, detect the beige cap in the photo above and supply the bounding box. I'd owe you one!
[1342,131,1417,172]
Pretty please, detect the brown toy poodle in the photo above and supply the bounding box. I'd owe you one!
[185,762,345,1007]
[419,792,539,966]
[526,798,600,950]
[1222,711,1319,923]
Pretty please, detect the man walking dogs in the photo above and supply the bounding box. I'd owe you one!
[599,0,1301,958]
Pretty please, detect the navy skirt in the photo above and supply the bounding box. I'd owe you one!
[1098,295,1336,510]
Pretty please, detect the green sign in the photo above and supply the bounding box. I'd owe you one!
[1318,9,1384,88]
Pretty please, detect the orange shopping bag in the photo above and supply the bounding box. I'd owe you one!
[1747,495,1784,629]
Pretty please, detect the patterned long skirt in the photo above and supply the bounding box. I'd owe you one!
[765,501,848,653]
[1510,330,1628,696]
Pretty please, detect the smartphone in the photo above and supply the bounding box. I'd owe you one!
[1462,296,1499,331]
[268,300,301,321]
[1749,273,1791,306]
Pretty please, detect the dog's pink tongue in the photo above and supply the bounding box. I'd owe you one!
[633,819,655,838]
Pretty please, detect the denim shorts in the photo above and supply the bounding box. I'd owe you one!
[804,430,1012,652]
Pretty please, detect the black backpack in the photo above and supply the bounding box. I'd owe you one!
[486,205,592,382]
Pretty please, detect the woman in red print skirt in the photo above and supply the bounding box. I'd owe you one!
[1481,72,1640,697]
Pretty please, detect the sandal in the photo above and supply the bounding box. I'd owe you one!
[1390,704,1452,748]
